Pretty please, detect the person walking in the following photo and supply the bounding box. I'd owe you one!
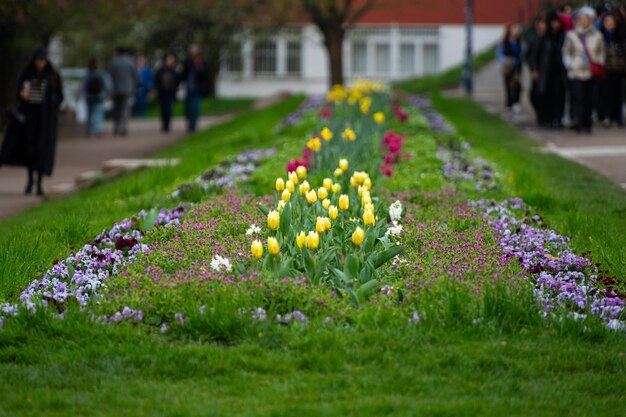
[497,24,524,113]
[108,47,137,137]
[597,12,626,127]
[133,54,154,118]
[0,47,63,196]
[180,45,207,133]
[562,7,605,133]
[527,16,548,125]
[538,12,568,128]
[154,53,180,133]
[81,58,108,137]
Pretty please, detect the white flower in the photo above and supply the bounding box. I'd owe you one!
[385,222,403,237]
[389,200,403,223]
[607,319,625,331]
[210,255,232,272]
[246,224,261,236]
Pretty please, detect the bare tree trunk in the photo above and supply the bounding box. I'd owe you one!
[324,27,345,87]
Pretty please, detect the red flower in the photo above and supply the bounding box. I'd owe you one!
[392,105,408,122]
[380,163,393,177]
[320,107,333,120]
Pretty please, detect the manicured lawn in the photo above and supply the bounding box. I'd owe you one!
[143,97,254,119]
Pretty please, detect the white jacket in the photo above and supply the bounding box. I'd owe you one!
[562,27,605,80]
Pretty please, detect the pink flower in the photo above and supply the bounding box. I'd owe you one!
[320,107,332,120]
[393,104,408,122]
[380,163,393,177]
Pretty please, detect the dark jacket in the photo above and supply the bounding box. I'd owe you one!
[0,62,63,175]
[155,66,180,98]
[181,56,208,96]
[532,29,566,94]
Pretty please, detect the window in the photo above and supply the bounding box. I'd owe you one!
[399,43,415,75]
[352,41,367,74]
[224,42,243,73]
[374,43,390,74]
[253,39,277,75]
[286,41,301,75]
[423,44,438,74]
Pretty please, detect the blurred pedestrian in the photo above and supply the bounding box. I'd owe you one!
[133,54,154,117]
[0,47,63,196]
[558,3,575,32]
[527,16,548,125]
[497,24,524,113]
[563,7,605,133]
[539,12,567,128]
[181,45,207,133]
[81,57,108,137]
[597,12,625,127]
[154,53,180,133]
[108,47,138,137]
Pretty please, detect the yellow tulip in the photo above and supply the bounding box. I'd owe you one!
[339,194,349,211]
[306,231,320,250]
[328,205,338,220]
[296,231,306,249]
[350,176,357,187]
[306,137,321,152]
[275,177,285,192]
[357,185,364,197]
[299,180,310,196]
[317,187,328,200]
[267,210,280,230]
[339,158,349,172]
[267,237,279,256]
[285,180,295,193]
[322,198,331,210]
[322,178,333,190]
[334,168,344,178]
[306,189,318,204]
[363,177,372,190]
[281,189,291,202]
[332,183,342,194]
[363,210,376,226]
[373,112,385,124]
[323,217,331,231]
[321,127,333,141]
[342,128,356,141]
[289,171,299,185]
[296,165,307,180]
[364,202,375,213]
[277,200,286,211]
[316,216,326,234]
[352,227,365,246]
[251,240,264,259]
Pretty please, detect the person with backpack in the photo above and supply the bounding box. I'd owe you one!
[562,7,605,133]
[154,53,180,133]
[82,58,108,137]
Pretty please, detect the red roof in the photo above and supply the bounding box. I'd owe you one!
[356,0,544,25]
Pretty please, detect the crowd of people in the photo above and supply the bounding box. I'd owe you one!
[80,45,209,137]
[498,3,626,133]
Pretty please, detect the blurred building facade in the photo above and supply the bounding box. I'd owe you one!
[217,0,541,96]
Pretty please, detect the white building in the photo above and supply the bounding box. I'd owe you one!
[217,0,541,97]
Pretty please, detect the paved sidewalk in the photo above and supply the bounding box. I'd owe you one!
[458,60,626,190]
[0,115,231,221]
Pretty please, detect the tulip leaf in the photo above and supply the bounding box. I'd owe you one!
[141,208,158,232]
[357,279,379,300]
[347,288,360,307]
[279,203,292,237]
[235,262,247,275]
[303,249,316,281]
[369,245,403,269]
[332,268,350,285]
[344,254,360,280]
[257,204,270,216]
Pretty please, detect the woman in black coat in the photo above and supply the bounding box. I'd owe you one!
[0,47,63,195]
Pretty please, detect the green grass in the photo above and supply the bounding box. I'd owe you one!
[392,47,496,94]
[143,97,254,119]
[0,96,303,301]
[430,94,626,278]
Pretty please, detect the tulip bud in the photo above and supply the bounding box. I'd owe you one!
[251,240,264,259]
[363,178,372,190]
[267,210,280,230]
[339,158,349,172]
[332,183,342,194]
[339,194,349,211]
[373,112,385,124]
[322,198,331,210]
[296,231,306,249]
[322,178,333,190]
[267,237,279,256]
[317,187,328,200]
[275,178,285,192]
[328,205,338,220]
[364,202,375,214]
[342,128,356,141]
[357,185,364,197]
[334,168,344,178]
[316,216,326,234]
[306,231,320,250]
[299,180,310,196]
[321,127,333,141]
[363,210,376,226]
[285,180,295,193]
[296,165,307,180]
[323,217,331,231]
[350,176,357,187]
[277,200,286,211]
[281,189,291,202]
[305,189,318,204]
[289,171,299,185]
[352,227,365,246]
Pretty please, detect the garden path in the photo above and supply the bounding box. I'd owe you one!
[0,115,231,221]
[460,60,626,191]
